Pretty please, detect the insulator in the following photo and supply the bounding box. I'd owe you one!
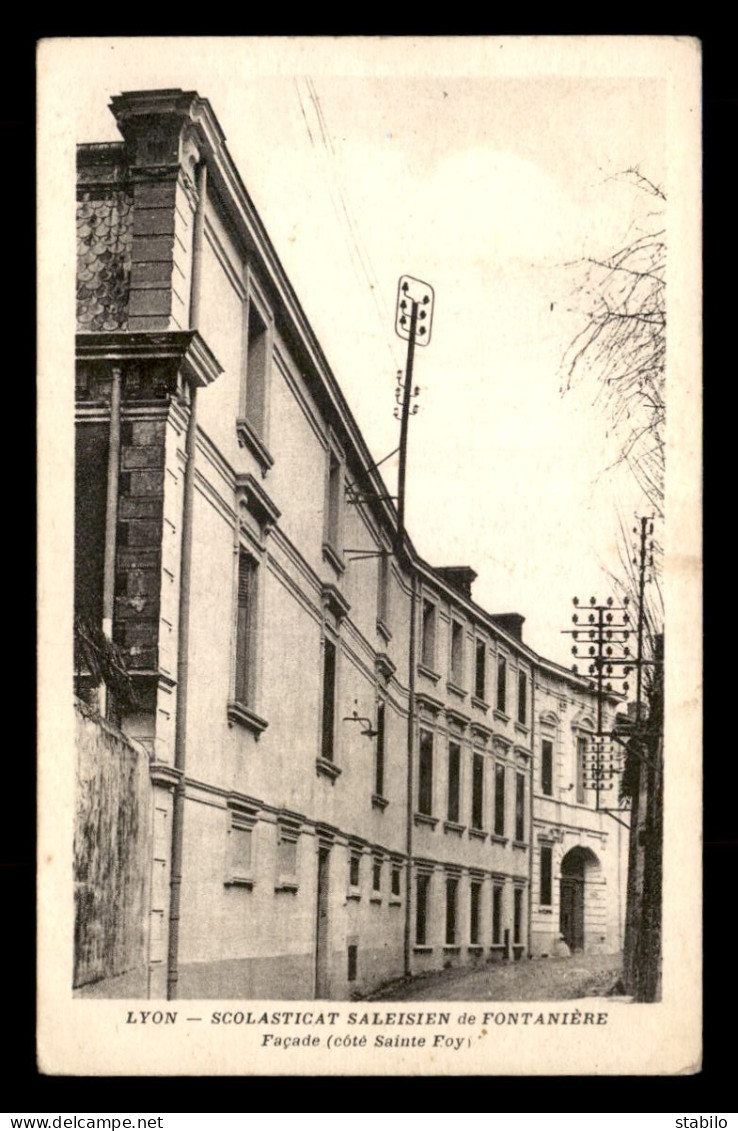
[590,597,596,605]
[402,282,409,293]
[606,612,613,623]
[624,597,629,606]
[607,597,613,607]
[572,664,579,673]
[606,683,612,691]
[606,646,612,656]
[573,631,579,640]
[572,646,578,655]
[589,630,595,640]
[588,646,595,656]
[418,326,426,335]
[588,614,595,624]
[419,310,426,320]
[572,614,579,623]
[422,294,430,304]
[573,597,579,606]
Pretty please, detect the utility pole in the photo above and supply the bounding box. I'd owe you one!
[561,594,633,812]
[394,275,434,558]
[393,274,433,978]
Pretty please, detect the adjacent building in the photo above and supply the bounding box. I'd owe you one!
[74,88,627,1000]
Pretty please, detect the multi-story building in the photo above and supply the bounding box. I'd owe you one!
[74,88,627,1000]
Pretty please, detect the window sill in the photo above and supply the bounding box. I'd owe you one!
[468,945,484,954]
[493,708,510,723]
[514,721,530,737]
[446,679,467,700]
[224,877,254,889]
[389,898,402,907]
[413,945,433,953]
[274,881,299,894]
[443,945,461,954]
[322,540,346,576]
[316,757,342,782]
[227,700,269,738]
[489,944,506,953]
[376,617,392,643]
[443,820,466,836]
[469,827,488,841]
[346,891,361,902]
[513,840,528,851]
[369,896,382,905]
[413,812,439,829]
[371,793,390,812]
[539,906,553,914]
[417,662,441,684]
[490,833,509,846]
[471,695,490,713]
[236,417,274,477]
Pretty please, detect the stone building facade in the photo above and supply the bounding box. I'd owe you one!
[74,89,627,1000]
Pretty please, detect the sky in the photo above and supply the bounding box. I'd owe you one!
[46,36,680,667]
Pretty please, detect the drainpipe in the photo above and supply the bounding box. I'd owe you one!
[527,673,536,957]
[167,160,207,1001]
[101,364,122,717]
[403,568,417,977]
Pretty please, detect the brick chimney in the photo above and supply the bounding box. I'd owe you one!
[491,612,525,642]
[436,566,477,601]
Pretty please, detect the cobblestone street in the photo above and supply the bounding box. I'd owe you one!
[365,953,624,1002]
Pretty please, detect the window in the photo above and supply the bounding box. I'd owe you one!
[377,550,390,631]
[576,735,588,803]
[445,876,459,945]
[421,599,436,669]
[226,815,254,886]
[416,873,430,944]
[471,753,484,830]
[497,656,507,713]
[514,888,524,945]
[276,824,299,891]
[347,943,358,982]
[447,741,461,822]
[349,850,361,890]
[374,701,386,797]
[325,448,343,555]
[475,639,486,700]
[418,728,434,816]
[494,763,506,836]
[450,619,464,684]
[234,550,258,708]
[321,638,337,761]
[492,883,503,945]
[515,772,526,842]
[373,858,382,893]
[244,300,270,437]
[540,845,553,906]
[517,670,527,725]
[470,881,482,945]
[391,864,402,898]
[541,738,554,796]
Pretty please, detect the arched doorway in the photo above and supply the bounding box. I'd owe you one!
[560,846,600,952]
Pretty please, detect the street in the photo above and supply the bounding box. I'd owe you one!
[364,953,624,1002]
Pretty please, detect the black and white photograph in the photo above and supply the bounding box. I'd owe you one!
[37,35,702,1075]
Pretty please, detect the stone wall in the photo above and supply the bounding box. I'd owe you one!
[74,700,152,995]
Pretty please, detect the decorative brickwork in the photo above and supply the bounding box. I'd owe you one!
[113,418,166,671]
[77,190,133,331]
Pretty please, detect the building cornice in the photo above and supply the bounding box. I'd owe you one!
[76,330,223,389]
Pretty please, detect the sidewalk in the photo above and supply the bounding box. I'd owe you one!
[364,952,624,1002]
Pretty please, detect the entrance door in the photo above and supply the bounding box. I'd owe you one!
[560,878,584,951]
[315,845,330,998]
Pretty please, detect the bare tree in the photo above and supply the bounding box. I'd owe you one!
[560,167,665,643]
